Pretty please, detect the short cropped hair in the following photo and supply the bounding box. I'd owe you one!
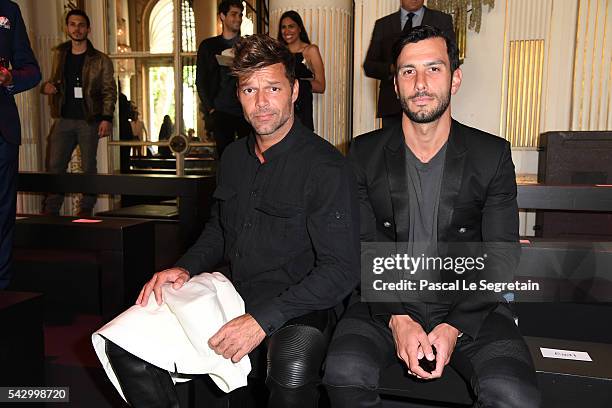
[232,34,296,85]
[392,25,460,73]
[218,0,244,16]
[66,9,90,28]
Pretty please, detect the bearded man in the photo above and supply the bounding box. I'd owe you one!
[322,25,542,408]
[104,34,360,408]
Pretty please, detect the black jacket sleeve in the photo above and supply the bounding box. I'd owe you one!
[5,2,41,95]
[363,19,393,81]
[196,39,220,114]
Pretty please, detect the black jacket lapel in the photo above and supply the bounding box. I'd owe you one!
[438,120,467,242]
[384,125,410,242]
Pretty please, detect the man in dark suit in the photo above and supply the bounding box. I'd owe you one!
[365,0,455,128]
[323,26,541,407]
[0,0,41,289]
[196,0,251,158]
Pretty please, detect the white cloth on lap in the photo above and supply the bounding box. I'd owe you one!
[91,272,251,402]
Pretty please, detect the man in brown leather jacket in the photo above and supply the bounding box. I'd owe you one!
[41,9,116,216]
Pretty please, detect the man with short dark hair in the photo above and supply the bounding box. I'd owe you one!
[104,34,360,408]
[196,0,251,158]
[323,26,541,408]
[41,9,116,217]
[0,0,41,289]
[365,0,455,128]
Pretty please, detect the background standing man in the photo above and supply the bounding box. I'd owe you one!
[196,0,251,158]
[365,0,455,128]
[0,0,41,289]
[42,9,116,217]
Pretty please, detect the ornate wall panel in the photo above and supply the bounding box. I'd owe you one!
[503,39,545,147]
[499,0,553,147]
[270,0,353,153]
[571,0,611,130]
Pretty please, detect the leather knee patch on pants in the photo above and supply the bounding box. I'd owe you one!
[266,324,327,389]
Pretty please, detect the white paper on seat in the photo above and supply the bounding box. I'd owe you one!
[92,272,251,402]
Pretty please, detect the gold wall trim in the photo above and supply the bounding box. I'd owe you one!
[571,0,611,130]
[502,39,545,147]
[597,0,609,128]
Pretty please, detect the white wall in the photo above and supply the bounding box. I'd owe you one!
[451,2,505,137]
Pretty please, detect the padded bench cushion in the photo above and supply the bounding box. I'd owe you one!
[97,204,179,219]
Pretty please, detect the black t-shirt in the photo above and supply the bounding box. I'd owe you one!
[61,51,86,120]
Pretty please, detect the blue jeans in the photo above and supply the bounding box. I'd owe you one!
[43,118,100,213]
[0,136,18,289]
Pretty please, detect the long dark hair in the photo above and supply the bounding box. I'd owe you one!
[277,11,311,45]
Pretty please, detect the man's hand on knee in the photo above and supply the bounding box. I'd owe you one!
[389,315,434,379]
[427,323,459,379]
[208,314,266,363]
[136,267,190,306]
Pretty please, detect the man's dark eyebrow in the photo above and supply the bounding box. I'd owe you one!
[239,79,283,88]
[424,59,446,66]
[398,60,447,70]
[397,63,415,70]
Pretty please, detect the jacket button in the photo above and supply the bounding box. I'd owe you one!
[383,221,391,228]
[458,227,467,233]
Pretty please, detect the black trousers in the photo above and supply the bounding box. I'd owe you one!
[106,309,334,408]
[210,111,251,159]
[323,302,541,408]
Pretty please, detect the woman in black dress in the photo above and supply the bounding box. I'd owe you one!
[277,10,325,131]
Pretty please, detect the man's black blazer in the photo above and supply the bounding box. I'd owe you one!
[349,120,520,339]
[0,0,41,144]
[364,7,455,118]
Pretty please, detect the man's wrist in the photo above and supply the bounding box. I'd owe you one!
[172,266,192,277]
[389,314,414,329]
[441,322,461,338]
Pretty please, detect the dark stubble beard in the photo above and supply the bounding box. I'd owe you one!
[68,32,88,43]
[400,86,451,124]
[249,101,293,137]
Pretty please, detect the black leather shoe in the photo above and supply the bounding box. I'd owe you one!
[105,340,180,408]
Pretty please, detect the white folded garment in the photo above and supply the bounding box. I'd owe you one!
[92,272,251,402]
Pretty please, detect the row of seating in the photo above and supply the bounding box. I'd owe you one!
[7,173,612,407]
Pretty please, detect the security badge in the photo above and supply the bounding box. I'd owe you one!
[74,76,83,99]
[0,17,11,30]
